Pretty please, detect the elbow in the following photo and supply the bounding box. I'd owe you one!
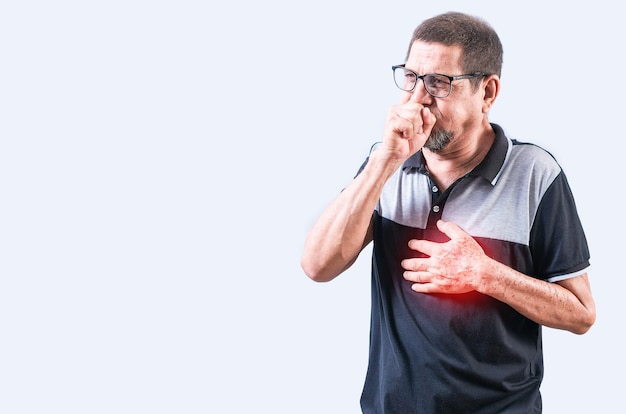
[300,255,336,283]
[300,240,362,282]
[301,247,354,282]
[572,307,597,335]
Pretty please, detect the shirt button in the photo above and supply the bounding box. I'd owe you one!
[432,205,440,213]
[431,185,439,193]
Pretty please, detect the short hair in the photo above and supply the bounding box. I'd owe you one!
[407,11,503,79]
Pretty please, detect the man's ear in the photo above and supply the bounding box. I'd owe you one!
[482,75,500,113]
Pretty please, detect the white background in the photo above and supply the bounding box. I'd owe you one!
[0,1,620,413]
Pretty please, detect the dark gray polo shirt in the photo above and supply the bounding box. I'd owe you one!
[358,123,590,414]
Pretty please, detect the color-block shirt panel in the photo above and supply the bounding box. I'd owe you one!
[441,143,555,245]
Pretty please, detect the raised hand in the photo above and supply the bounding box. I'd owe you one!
[381,89,436,162]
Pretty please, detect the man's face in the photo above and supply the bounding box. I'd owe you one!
[403,41,486,152]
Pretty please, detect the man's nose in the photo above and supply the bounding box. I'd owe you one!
[411,78,433,104]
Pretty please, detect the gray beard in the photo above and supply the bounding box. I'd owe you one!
[423,128,452,153]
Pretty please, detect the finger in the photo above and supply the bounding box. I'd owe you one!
[401,255,435,271]
[410,282,440,293]
[401,257,421,271]
[399,116,422,138]
[403,270,430,283]
[407,238,437,256]
[421,107,436,134]
[402,117,418,138]
[388,106,417,135]
[390,114,418,139]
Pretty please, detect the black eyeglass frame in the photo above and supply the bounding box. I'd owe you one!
[392,64,489,98]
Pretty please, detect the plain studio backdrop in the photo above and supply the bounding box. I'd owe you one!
[0,1,619,413]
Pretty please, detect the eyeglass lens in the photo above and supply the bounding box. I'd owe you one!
[393,68,451,98]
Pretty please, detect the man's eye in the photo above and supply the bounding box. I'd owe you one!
[426,75,449,89]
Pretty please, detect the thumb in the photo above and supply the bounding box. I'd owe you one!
[436,220,467,239]
[421,107,436,133]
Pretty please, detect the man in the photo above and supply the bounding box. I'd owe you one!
[300,11,596,414]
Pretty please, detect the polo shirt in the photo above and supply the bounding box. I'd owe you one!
[358,123,590,414]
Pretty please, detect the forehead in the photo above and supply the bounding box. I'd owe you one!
[406,41,463,73]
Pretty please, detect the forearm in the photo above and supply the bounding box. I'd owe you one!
[301,153,402,282]
[478,259,596,334]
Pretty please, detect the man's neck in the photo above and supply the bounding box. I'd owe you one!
[423,127,495,191]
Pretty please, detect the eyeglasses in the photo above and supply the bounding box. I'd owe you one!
[392,64,488,98]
